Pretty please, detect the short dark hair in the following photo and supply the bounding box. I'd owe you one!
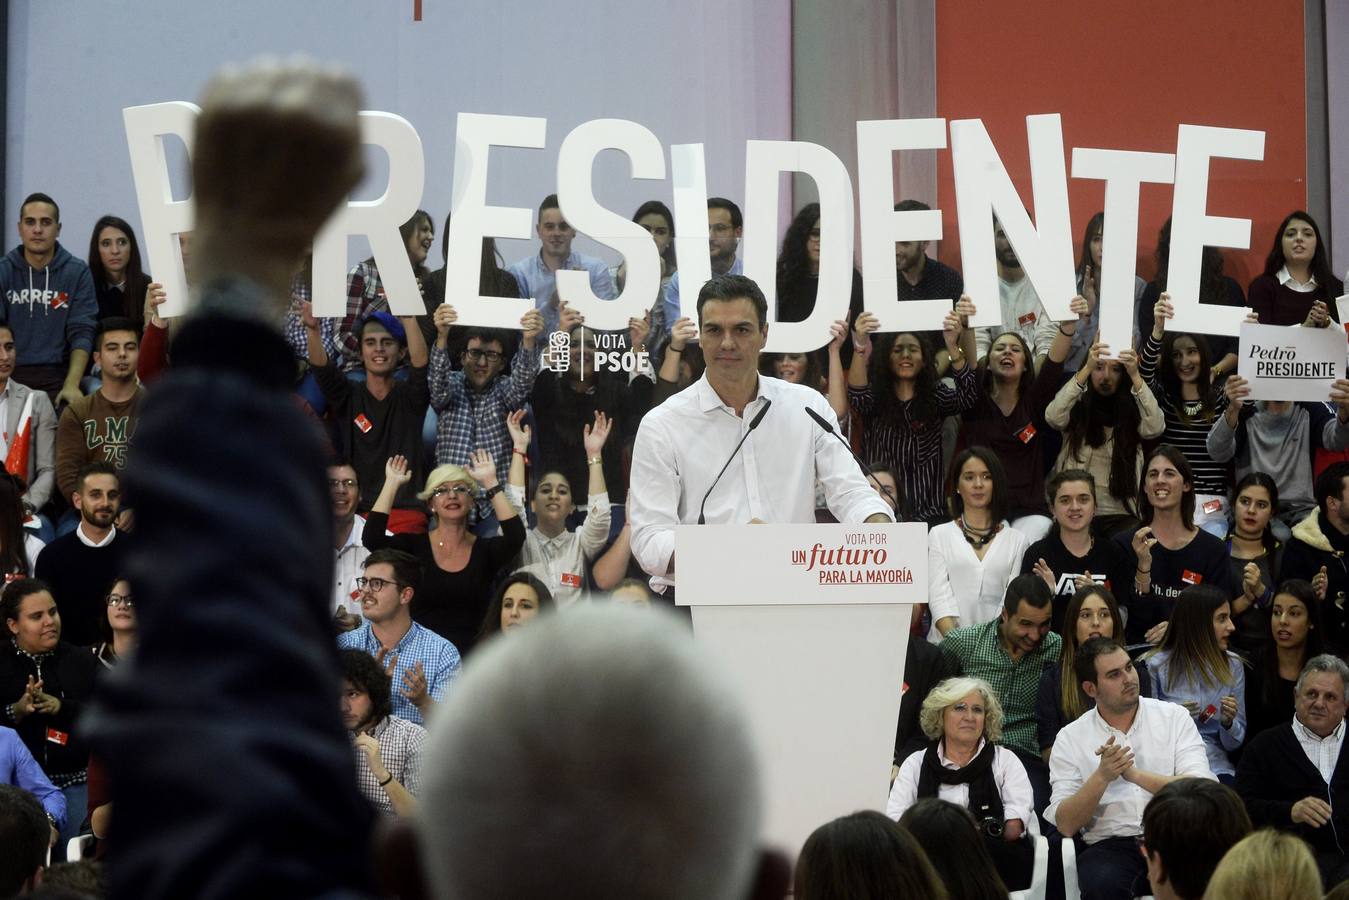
[539,193,561,220]
[1045,468,1097,506]
[1316,462,1349,518]
[76,461,119,494]
[893,199,931,213]
[460,327,507,353]
[363,548,421,598]
[695,274,769,330]
[796,810,949,900]
[95,316,140,347]
[707,197,743,229]
[1143,779,1252,899]
[1001,573,1052,618]
[339,648,392,728]
[1074,636,1128,688]
[19,191,59,223]
[0,784,47,895]
[0,577,53,626]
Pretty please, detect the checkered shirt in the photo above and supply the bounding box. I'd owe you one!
[351,714,427,816]
[428,340,541,477]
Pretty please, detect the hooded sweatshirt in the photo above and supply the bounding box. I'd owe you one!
[0,242,97,366]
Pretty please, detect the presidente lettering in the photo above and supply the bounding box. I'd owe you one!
[1247,343,1337,379]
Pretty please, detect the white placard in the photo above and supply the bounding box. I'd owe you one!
[675,523,927,606]
[1238,322,1347,401]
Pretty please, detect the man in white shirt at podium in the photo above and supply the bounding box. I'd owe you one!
[628,274,894,596]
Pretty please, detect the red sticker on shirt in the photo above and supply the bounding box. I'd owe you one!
[46,728,68,746]
[354,414,373,434]
[1181,569,1203,585]
[901,681,910,696]
[560,572,582,588]
[349,589,361,601]
[51,292,69,310]
[1016,423,1037,444]
[1202,499,1223,515]
[1017,311,1038,327]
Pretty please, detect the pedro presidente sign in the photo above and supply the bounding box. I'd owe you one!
[123,106,1264,353]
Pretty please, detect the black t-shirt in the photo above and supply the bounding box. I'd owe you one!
[1020,531,1133,632]
[1113,527,1235,642]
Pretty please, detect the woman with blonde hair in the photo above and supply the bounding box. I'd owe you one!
[886,675,1034,890]
[1201,829,1322,900]
[365,451,523,655]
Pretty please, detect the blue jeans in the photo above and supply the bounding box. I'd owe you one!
[57,782,88,860]
[1077,835,1149,900]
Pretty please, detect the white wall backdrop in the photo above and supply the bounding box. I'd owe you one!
[5,0,792,275]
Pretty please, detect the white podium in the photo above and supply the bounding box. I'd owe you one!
[675,521,926,858]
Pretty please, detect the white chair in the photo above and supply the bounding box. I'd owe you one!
[65,833,94,861]
[1061,836,1082,900]
[1009,833,1050,900]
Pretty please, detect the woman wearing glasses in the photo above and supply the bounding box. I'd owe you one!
[366,449,524,655]
[92,577,135,669]
[505,409,613,608]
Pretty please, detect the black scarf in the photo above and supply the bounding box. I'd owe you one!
[915,739,1005,825]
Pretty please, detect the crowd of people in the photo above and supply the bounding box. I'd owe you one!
[0,141,1348,900]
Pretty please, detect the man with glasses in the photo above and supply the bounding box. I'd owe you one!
[658,198,743,345]
[304,307,430,533]
[337,548,460,726]
[328,460,368,629]
[427,297,544,483]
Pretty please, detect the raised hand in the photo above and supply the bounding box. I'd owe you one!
[953,295,977,324]
[384,455,413,488]
[506,408,531,451]
[432,302,458,337]
[520,309,545,347]
[828,319,848,352]
[1152,292,1174,336]
[557,301,583,335]
[1084,338,1109,372]
[1069,294,1089,320]
[465,448,498,488]
[1224,374,1252,406]
[583,410,612,457]
[628,309,651,351]
[1032,558,1057,591]
[852,311,880,353]
[300,300,319,332]
[145,282,169,328]
[1117,346,1140,381]
[669,316,697,352]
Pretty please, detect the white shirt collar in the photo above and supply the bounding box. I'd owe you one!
[937,737,987,769]
[1292,715,1345,744]
[75,522,117,548]
[1277,264,1318,291]
[694,371,767,415]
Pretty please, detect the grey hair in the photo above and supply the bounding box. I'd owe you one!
[917,676,1004,743]
[416,605,763,899]
[1296,653,1349,696]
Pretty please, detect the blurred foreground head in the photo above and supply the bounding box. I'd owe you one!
[409,606,781,899]
[192,57,364,315]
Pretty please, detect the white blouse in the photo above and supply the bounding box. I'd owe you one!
[886,738,1034,826]
[926,520,1029,643]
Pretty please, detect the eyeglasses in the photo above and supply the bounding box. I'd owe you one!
[464,349,504,364]
[355,576,402,593]
[105,593,134,608]
[430,484,473,499]
[328,478,357,489]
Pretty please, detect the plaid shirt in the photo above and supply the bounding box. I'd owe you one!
[333,260,389,371]
[282,274,341,363]
[939,619,1061,757]
[350,714,426,816]
[338,621,461,726]
[429,341,541,476]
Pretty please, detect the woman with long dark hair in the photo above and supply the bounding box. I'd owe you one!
[0,473,42,578]
[1046,338,1164,534]
[959,306,1077,542]
[1224,473,1282,655]
[86,215,151,330]
[1139,293,1233,536]
[92,575,136,669]
[926,447,1029,641]
[1118,445,1237,643]
[1144,584,1245,782]
[477,571,555,642]
[1247,210,1345,327]
[849,298,977,524]
[776,202,864,329]
[1245,579,1323,738]
[612,200,676,294]
[898,799,1011,900]
[795,811,949,900]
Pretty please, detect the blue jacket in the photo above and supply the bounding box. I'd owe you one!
[0,242,97,366]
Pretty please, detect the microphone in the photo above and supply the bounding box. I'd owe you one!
[804,406,885,497]
[697,398,772,525]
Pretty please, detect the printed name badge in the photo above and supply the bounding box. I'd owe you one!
[1017,311,1037,328]
[1202,499,1223,515]
[560,572,582,588]
[354,414,373,434]
[45,728,68,746]
[1181,569,1203,585]
[1015,423,1037,444]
